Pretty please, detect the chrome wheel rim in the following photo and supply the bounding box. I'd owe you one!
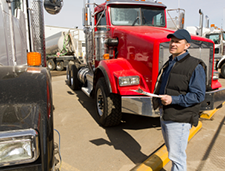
[48,63,53,69]
[66,68,69,80]
[56,62,62,70]
[71,75,73,86]
[96,88,104,116]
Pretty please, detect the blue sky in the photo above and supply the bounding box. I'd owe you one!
[44,0,225,29]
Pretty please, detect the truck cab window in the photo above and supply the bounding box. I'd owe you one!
[96,12,107,31]
[206,34,220,44]
[142,8,164,26]
[11,0,24,18]
[110,5,165,27]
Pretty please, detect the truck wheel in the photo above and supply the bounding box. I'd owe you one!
[56,61,64,71]
[71,64,80,90]
[66,65,71,86]
[47,59,55,70]
[95,78,122,127]
[220,63,225,78]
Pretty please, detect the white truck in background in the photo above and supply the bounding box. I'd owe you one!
[45,26,86,71]
[186,9,225,77]
[205,28,225,77]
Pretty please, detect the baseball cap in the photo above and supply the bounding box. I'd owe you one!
[167,29,191,43]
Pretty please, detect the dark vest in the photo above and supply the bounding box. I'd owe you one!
[154,54,206,126]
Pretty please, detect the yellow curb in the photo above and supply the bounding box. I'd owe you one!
[188,121,202,141]
[200,101,225,119]
[132,121,202,171]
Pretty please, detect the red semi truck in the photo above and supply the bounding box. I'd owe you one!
[66,0,225,127]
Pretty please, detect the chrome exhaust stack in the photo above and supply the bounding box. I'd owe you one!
[205,15,209,28]
[199,9,204,36]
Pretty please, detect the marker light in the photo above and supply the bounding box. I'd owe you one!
[85,13,88,21]
[119,76,140,86]
[182,18,184,24]
[103,53,110,60]
[27,52,41,66]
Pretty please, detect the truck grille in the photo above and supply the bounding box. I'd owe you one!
[159,40,214,89]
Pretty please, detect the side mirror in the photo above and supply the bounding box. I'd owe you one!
[179,12,185,29]
[44,0,63,15]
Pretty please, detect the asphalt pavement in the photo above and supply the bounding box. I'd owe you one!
[51,73,164,171]
[51,71,225,171]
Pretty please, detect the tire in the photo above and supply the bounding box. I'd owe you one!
[220,63,225,78]
[95,78,122,127]
[56,61,64,71]
[66,65,71,86]
[47,59,55,70]
[70,64,80,90]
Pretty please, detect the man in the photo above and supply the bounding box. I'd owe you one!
[153,29,206,171]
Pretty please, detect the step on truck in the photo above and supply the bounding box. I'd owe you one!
[66,0,225,127]
[0,0,62,170]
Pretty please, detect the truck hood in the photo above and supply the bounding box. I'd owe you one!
[0,66,52,133]
[111,26,214,93]
[113,26,174,43]
[113,26,213,43]
[0,103,40,131]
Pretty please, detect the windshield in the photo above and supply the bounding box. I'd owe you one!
[206,34,220,44]
[110,5,165,27]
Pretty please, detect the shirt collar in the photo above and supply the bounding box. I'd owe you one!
[169,50,189,62]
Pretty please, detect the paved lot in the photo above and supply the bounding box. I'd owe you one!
[51,71,225,171]
[52,74,164,171]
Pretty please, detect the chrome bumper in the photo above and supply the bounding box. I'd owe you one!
[122,88,225,115]
[121,96,160,117]
[200,88,225,111]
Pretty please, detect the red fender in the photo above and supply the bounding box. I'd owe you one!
[95,58,150,95]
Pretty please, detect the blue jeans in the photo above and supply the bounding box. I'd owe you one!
[160,109,191,171]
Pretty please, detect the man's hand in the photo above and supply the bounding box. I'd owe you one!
[160,95,172,106]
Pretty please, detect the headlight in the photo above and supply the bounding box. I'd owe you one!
[0,129,39,167]
[213,71,220,80]
[119,76,140,86]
